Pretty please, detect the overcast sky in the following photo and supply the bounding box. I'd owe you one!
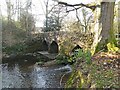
[31,0,96,27]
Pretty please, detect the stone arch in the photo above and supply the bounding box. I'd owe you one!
[49,41,59,53]
[41,40,48,51]
[72,45,82,52]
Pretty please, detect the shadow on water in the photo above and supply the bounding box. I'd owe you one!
[2,58,72,88]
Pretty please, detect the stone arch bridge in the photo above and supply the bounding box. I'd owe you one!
[31,31,94,53]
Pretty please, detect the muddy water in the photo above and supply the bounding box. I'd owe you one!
[1,61,72,88]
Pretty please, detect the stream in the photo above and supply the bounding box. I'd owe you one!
[1,60,72,88]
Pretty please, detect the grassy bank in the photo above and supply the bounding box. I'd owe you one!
[64,51,119,88]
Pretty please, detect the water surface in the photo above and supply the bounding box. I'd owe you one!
[2,61,71,88]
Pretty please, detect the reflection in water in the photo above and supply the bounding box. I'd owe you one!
[2,62,72,88]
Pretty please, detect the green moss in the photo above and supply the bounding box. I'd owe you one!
[109,28,117,45]
[95,40,108,53]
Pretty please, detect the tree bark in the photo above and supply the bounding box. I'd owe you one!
[100,2,115,43]
[94,1,115,52]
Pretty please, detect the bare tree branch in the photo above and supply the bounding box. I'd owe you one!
[48,4,58,14]
[58,1,100,11]
[66,6,82,13]
[75,8,80,22]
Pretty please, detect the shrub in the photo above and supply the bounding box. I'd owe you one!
[56,54,69,65]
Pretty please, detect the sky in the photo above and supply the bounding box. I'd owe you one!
[31,0,96,27]
[0,0,118,27]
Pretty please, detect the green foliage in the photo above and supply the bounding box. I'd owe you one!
[84,50,92,64]
[67,49,83,64]
[56,48,92,65]
[76,49,84,57]
[56,54,69,65]
[72,49,92,65]
[65,49,92,88]
[2,43,27,54]
[65,70,85,88]
[2,17,27,47]
[107,42,119,53]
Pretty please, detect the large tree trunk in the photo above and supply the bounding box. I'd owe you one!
[92,1,115,53]
[100,1,115,43]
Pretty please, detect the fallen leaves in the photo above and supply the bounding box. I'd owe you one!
[89,52,120,88]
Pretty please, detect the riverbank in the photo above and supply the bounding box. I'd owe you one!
[65,51,120,88]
